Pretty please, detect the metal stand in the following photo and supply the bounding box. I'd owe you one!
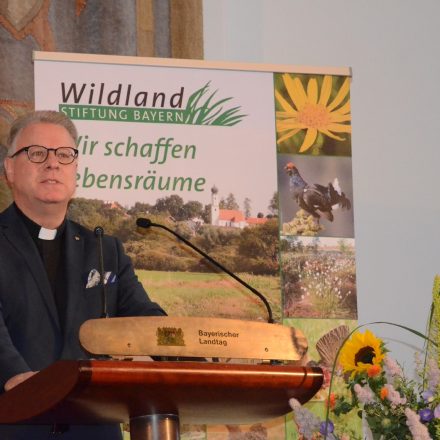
[130,414,180,440]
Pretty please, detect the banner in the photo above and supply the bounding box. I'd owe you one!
[34,52,356,439]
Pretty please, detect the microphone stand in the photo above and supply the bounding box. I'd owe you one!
[94,226,108,318]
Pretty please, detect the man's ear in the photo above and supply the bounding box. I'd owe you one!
[3,157,14,185]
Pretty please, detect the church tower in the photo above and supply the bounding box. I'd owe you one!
[211,185,219,225]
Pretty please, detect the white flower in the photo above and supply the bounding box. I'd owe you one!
[384,384,406,406]
[426,358,440,391]
[405,408,432,440]
[354,383,375,404]
[289,398,321,440]
[383,356,403,382]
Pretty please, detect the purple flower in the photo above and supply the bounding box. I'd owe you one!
[419,408,434,423]
[319,420,334,435]
[421,390,434,403]
[434,405,440,419]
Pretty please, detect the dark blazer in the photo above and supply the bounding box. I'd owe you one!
[0,204,166,439]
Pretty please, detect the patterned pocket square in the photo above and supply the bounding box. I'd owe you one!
[85,269,117,288]
[104,271,117,285]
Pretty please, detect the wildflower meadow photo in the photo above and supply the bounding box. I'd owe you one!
[281,236,357,319]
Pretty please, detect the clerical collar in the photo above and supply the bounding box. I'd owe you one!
[14,203,66,241]
[38,227,58,240]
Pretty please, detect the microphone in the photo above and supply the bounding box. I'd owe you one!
[136,218,274,323]
[94,226,108,318]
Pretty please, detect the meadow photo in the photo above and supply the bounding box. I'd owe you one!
[281,236,357,319]
[137,270,281,322]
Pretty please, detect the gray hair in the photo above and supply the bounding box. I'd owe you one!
[0,144,7,175]
[7,110,78,154]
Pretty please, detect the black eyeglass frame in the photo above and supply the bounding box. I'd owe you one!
[9,145,79,164]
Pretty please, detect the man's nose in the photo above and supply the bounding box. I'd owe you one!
[45,150,59,167]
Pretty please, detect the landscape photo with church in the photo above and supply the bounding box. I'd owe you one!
[67,184,281,322]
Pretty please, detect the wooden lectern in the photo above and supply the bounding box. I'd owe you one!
[0,317,324,439]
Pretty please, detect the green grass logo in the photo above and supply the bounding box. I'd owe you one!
[184,82,247,126]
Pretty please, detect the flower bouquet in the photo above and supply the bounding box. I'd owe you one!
[290,328,439,439]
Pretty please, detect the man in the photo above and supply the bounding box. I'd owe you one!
[0,110,166,439]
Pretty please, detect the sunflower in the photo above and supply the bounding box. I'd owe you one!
[275,74,351,153]
[339,330,385,378]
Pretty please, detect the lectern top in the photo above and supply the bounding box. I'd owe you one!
[79,316,308,361]
[0,359,323,425]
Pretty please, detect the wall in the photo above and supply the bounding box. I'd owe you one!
[203,0,440,365]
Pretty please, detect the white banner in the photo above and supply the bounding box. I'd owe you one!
[34,54,282,216]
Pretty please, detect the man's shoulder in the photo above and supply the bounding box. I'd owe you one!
[0,204,18,226]
[65,219,98,237]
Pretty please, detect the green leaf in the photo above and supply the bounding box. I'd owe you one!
[182,82,247,126]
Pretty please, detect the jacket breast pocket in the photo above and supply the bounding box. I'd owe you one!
[83,283,118,317]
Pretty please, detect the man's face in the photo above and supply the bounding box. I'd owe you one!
[4,122,77,211]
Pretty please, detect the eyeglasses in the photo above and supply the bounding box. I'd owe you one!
[9,145,79,165]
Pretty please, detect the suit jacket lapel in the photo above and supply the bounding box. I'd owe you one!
[0,205,60,330]
[63,220,84,338]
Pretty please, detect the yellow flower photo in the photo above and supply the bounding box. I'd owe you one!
[275,73,351,155]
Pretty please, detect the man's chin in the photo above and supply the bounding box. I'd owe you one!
[38,191,74,205]
[39,197,69,206]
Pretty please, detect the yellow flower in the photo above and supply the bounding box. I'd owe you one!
[275,74,351,153]
[339,330,385,378]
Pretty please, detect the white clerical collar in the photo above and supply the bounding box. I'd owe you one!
[38,227,57,240]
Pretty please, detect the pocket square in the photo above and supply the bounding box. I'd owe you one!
[85,269,117,288]
[104,271,117,284]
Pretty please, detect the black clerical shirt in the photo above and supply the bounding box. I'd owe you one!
[14,204,68,332]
